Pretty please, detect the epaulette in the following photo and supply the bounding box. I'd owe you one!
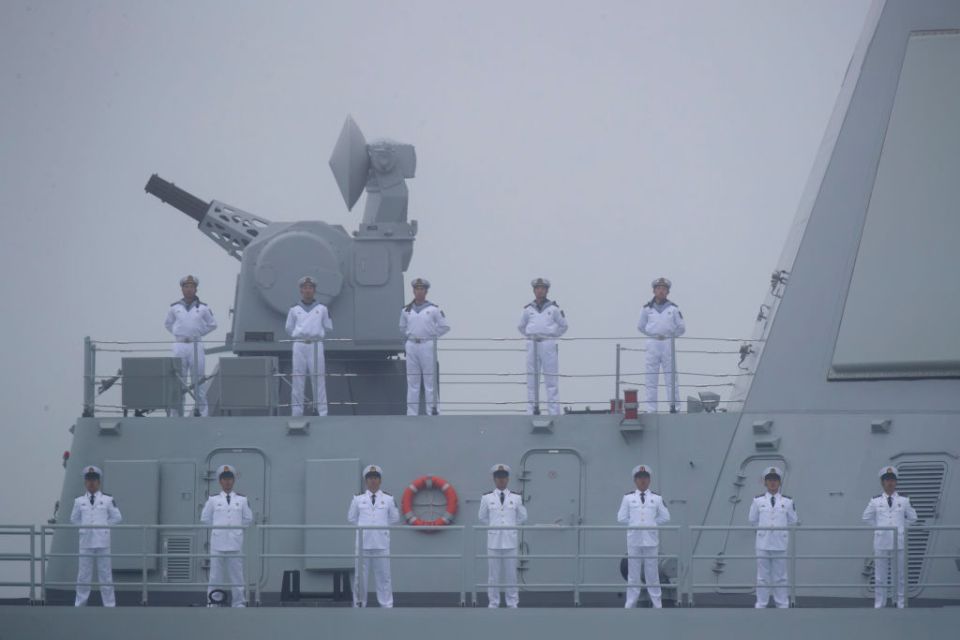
[625,491,634,495]
[873,494,882,499]
[782,495,792,500]
[211,494,219,498]
[484,491,494,495]
[171,300,180,306]
[404,302,413,312]
[524,302,534,309]
[101,493,112,497]
[650,491,661,496]
[356,492,364,496]
[643,300,654,309]
[235,493,245,497]
[756,494,765,499]
[382,492,392,496]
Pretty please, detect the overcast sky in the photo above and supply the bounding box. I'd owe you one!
[0,0,872,566]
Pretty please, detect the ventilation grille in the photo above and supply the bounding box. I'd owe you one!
[163,536,193,583]
[897,462,946,593]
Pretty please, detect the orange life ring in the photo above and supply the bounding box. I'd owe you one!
[401,475,458,526]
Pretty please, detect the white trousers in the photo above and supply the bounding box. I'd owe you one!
[208,550,246,607]
[75,547,115,607]
[171,341,207,416]
[756,549,789,608]
[354,548,393,607]
[291,341,327,416]
[487,547,520,608]
[526,340,560,415]
[625,545,661,608]
[405,340,437,415]
[874,548,907,608]
[644,339,678,413]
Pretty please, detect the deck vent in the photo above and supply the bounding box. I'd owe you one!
[897,461,946,595]
[162,535,193,583]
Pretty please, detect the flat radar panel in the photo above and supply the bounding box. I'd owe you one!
[831,32,960,379]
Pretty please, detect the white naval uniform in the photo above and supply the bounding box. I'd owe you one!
[637,299,685,413]
[70,491,122,607]
[347,490,400,607]
[285,300,333,417]
[862,492,917,608]
[399,301,450,415]
[617,489,671,608]
[200,491,254,606]
[164,298,217,416]
[478,489,528,608]
[518,299,568,416]
[748,492,798,608]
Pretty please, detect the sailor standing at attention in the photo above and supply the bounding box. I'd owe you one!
[518,278,568,415]
[348,465,400,607]
[863,466,917,608]
[71,465,122,607]
[617,464,670,608]
[163,275,217,416]
[748,466,798,608]
[399,278,450,415]
[478,464,528,608]
[637,277,685,413]
[285,276,333,416]
[200,464,254,607]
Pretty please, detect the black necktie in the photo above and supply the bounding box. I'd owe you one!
[371,494,376,505]
[640,492,646,504]
[89,494,95,506]
[887,496,893,508]
[226,494,231,505]
[770,496,776,507]
[499,492,505,505]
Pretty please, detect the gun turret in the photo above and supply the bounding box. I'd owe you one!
[144,174,272,261]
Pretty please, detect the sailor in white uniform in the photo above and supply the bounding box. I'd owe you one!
[71,465,122,607]
[617,464,671,608]
[637,277,685,413]
[748,466,798,608]
[347,465,400,607]
[285,276,333,417]
[399,278,450,415]
[478,464,528,608]
[163,275,217,416]
[200,464,254,607]
[518,278,568,415]
[863,465,917,608]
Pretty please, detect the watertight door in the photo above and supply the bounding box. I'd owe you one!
[520,450,582,591]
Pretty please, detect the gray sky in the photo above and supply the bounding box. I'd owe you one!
[0,0,871,556]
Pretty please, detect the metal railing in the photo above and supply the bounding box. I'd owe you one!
[473,524,682,607]
[5,523,956,607]
[82,334,761,417]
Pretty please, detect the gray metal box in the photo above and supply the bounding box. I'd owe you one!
[213,356,279,415]
[121,357,183,412]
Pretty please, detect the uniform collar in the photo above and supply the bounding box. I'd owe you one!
[366,489,380,497]
[180,297,201,310]
[220,490,233,498]
[88,490,101,499]
[884,491,899,499]
[299,299,319,311]
[765,491,781,499]
[495,488,511,496]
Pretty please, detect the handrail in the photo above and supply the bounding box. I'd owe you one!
[1,523,955,607]
[81,334,755,417]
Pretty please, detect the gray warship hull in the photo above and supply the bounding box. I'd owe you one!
[4,1,960,638]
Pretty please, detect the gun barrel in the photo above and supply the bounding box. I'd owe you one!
[145,174,210,223]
